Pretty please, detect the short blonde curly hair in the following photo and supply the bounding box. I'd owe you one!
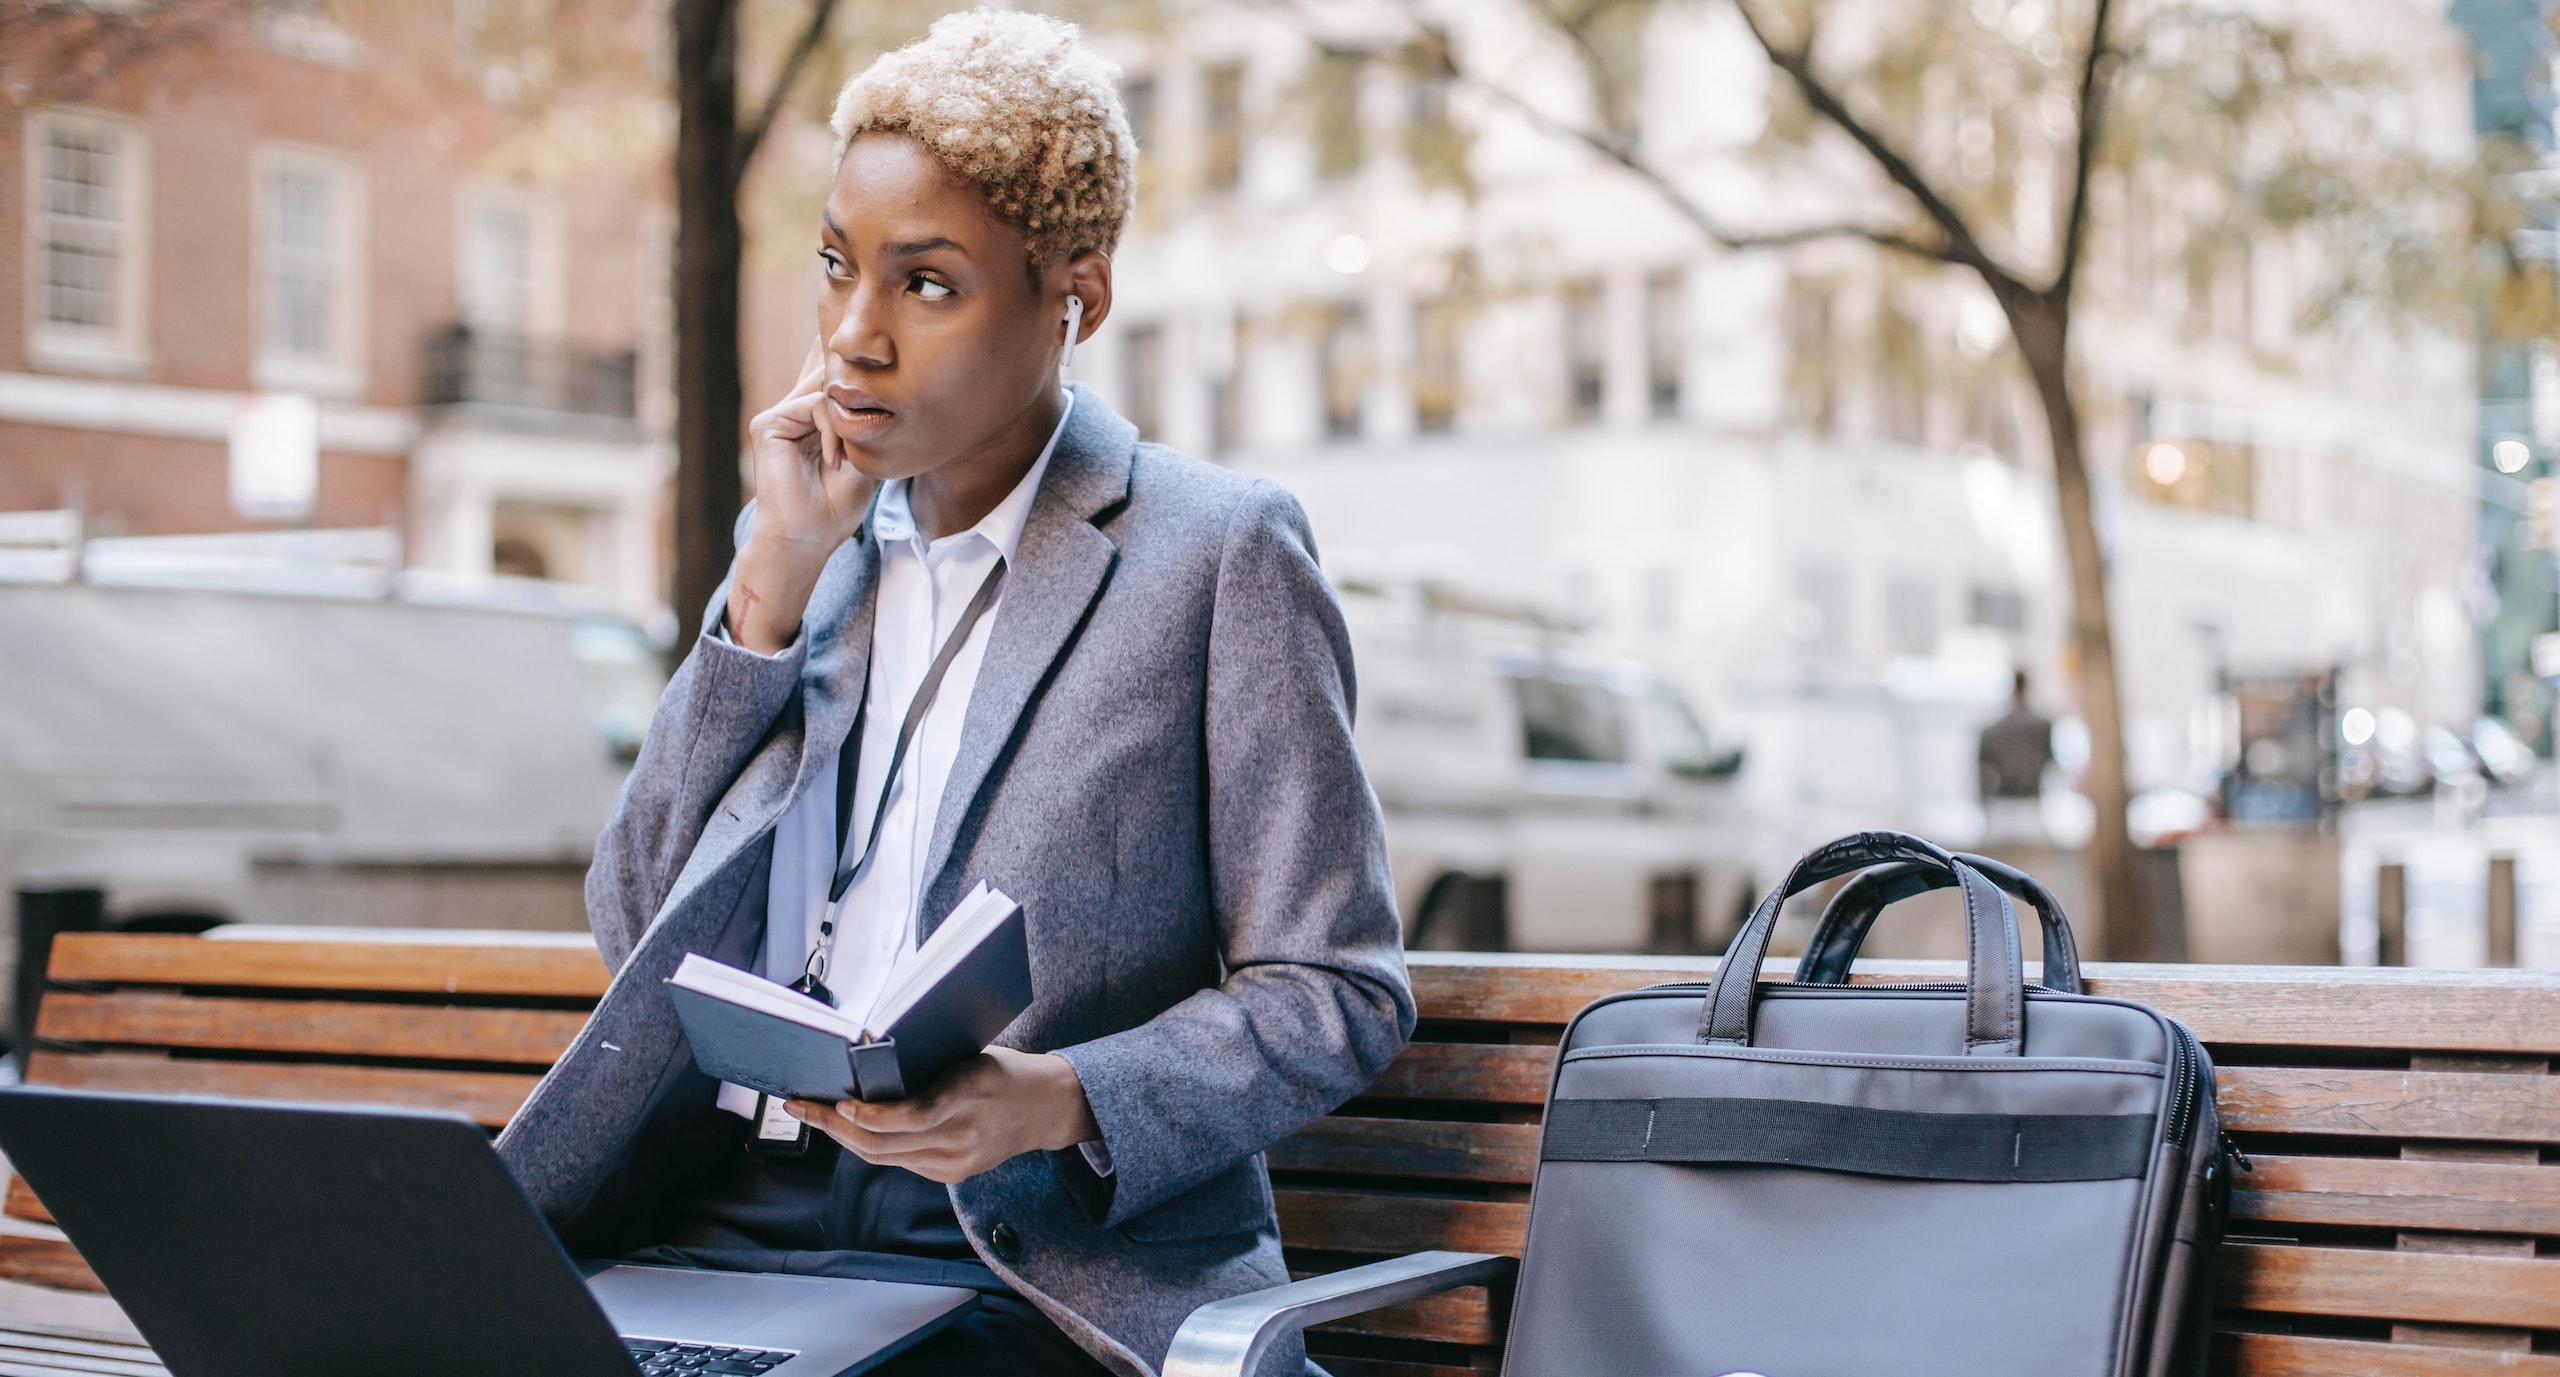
[830,10,1136,271]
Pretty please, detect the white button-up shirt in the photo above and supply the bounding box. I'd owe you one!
[713,390,1072,1124]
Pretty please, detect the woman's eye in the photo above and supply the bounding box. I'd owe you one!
[912,275,954,301]
[818,251,848,280]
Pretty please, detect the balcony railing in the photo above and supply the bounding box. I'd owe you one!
[423,324,638,421]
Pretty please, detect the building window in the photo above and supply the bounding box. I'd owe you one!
[460,183,559,336]
[1883,574,1938,657]
[1968,584,2026,633]
[1783,276,1838,438]
[1398,40,1466,191]
[1123,322,1164,440]
[1121,74,1157,154]
[1875,297,1925,445]
[1203,63,1245,193]
[1311,48,1366,181]
[464,192,533,333]
[256,145,365,393]
[1319,303,1367,441]
[1412,296,1460,434]
[1791,562,1851,663]
[1641,565,1679,632]
[26,109,148,371]
[1210,315,1247,455]
[1562,279,1604,424]
[1644,268,1682,419]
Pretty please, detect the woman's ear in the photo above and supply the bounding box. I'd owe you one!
[1061,251,1113,348]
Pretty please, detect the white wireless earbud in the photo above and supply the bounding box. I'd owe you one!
[1060,296,1084,372]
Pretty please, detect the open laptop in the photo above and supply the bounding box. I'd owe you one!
[0,1087,976,1377]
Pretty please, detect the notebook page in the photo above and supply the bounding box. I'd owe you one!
[859,884,1017,1036]
[671,953,868,1040]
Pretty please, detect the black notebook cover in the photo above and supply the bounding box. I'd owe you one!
[666,904,1033,1104]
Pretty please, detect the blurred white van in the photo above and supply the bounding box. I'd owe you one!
[1341,581,1754,952]
[0,517,662,943]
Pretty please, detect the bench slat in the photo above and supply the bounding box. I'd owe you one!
[1409,961,1694,1025]
[1274,1188,1527,1257]
[0,1237,100,1293]
[35,992,587,1066]
[1364,1044,1550,1105]
[24,1052,537,1128]
[6,1178,52,1226]
[2234,1154,2560,1235]
[1298,1355,1484,1377]
[2220,1067,2560,1143]
[44,934,609,999]
[2104,974,2560,1057]
[2221,1241,2560,1329]
[1270,1119,1540,1185]
[2220,1331,2560,1376]
[1301,1279,1499,1346]
[1407,957,2560,1056]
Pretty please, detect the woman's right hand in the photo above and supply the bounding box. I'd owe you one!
[726,339,879,654]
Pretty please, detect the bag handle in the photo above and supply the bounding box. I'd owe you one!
[1697,831,2024,1055]
[1795,853,2083,993]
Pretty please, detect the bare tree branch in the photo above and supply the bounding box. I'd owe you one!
[1536,0,1638,138]
[732,0,840,189]
[2050,0,2117,304]
[1457,59,1961,266]
[1728,0,2018,289]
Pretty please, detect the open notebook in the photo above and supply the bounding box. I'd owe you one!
[665,884,1032,1103]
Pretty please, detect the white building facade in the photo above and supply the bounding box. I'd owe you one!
[1076,0,2487,948]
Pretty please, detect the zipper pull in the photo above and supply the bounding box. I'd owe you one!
[2223,1133,2254,1174]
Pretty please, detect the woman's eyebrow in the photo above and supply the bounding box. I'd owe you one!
[883,235,963,257]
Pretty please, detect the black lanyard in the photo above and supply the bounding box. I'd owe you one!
[797,555,1008,999]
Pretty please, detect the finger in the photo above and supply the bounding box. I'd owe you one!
[797,1097,938,1148]
[837,1143,968,1185]
[819,1113,965,1166]
[753,394,820,442]
[813,390,846,471]
[787,1100,916,1156]
[844,1093,960,1135]
[795,334,827,393]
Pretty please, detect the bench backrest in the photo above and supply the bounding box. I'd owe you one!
[6,935,2557,1377]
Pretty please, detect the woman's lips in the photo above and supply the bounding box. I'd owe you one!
[827,393,895,439]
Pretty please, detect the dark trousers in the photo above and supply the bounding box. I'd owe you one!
[632,1139,1108,1375]
[623,843,1109,1375]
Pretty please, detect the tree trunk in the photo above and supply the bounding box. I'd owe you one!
[670,0,744,653]
[2005,292,2171,961]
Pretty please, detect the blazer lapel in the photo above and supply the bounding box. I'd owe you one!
[659,525,880,923]
[916,387,1136,932]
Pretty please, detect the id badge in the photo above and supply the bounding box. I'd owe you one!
[747,1092,810,1156]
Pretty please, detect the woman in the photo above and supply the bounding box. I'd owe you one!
[494,12,1413,1376]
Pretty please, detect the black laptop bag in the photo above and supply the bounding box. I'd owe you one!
[1502,832,2233,1377]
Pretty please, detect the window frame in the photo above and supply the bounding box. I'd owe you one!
[252,141,369,398]
[457,180,563,338]
[23,106,151,375]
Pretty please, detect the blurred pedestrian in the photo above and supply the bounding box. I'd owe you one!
[1979,669,2054,840]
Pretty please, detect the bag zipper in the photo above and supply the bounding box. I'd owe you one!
[2164,1019,2205,1149]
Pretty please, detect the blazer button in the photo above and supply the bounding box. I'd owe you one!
[989,1221,1024,1263]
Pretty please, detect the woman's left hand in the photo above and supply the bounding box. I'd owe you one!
[788,1047,1102,1184]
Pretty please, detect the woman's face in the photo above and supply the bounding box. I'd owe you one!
[813,133,1084,480]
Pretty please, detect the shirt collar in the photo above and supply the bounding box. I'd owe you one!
[870,387,1075,564]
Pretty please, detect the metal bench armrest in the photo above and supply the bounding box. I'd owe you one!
[1161,1250,1514,1377]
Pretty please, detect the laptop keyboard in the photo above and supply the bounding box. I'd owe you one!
[624,1339,796,1374]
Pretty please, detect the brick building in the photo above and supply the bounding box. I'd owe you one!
[0,6,673,621]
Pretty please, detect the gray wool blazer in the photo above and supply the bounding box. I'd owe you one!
[493,385,1415,1377]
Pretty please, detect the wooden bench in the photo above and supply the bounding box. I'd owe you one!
[4,931,2557,1376]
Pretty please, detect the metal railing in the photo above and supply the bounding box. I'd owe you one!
[422,324,637,420]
